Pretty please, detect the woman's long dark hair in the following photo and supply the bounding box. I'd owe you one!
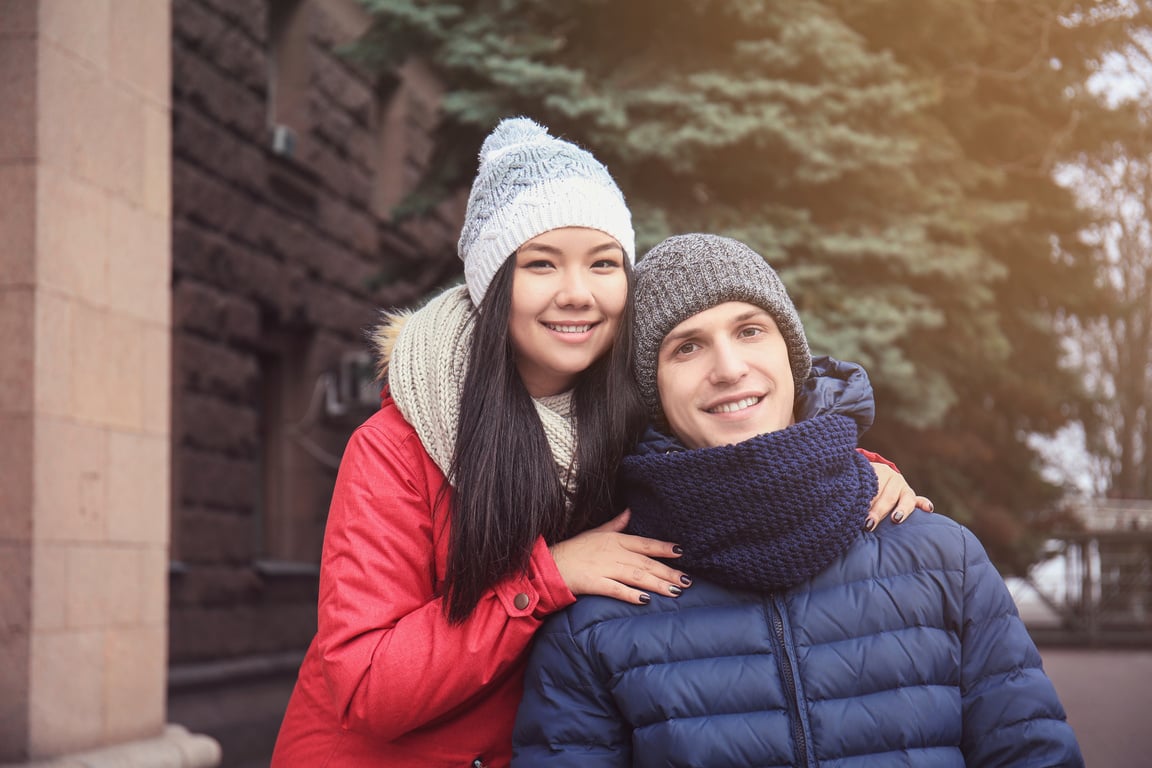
[443,256,647,624]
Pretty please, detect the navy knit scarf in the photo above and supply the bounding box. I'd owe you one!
[622,414,878,593]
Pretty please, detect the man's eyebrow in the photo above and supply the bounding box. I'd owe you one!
[660,308,773,352]
[660,324,702,352]
[732,308,771,323]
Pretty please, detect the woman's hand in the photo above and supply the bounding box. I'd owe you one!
[551,510,691,605]
[865,463,934,532]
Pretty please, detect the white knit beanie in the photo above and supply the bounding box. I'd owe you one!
[457,117,636,306]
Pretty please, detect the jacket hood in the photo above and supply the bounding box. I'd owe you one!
[794,355,875,432]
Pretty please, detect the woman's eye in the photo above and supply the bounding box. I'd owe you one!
[523,260,554,270]
[591,258,622,270]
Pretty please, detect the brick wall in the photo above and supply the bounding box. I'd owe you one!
[169,0,460,669]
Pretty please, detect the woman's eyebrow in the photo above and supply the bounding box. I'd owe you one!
[518,241,622,256]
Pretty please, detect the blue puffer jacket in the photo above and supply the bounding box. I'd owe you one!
[513,364,1081,767]
[512,514,1082,767]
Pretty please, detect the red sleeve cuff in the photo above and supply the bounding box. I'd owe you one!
[858,448,899,472]
[493,537,576,619]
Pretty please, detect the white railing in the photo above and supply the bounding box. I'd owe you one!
[1015,503,1152,644]
[1062,499,1152,532]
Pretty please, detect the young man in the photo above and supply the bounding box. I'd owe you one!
[512,234,1083,767]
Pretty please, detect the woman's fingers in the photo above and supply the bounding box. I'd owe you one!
[890,484,917,524]
[865,463,924,530]
[616,530,684,560]
[550,526,691,604]
[590,578,653,606]
[564,566,681,605]
[581,543,687,600]
[864,464,902,530]
[613,551,690,596]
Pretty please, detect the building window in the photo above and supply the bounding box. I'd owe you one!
[268,0,310,158]
[254,330,376,567]
[255,330,325,565]
[372,59,441,220]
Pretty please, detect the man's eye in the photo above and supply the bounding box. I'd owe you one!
[677,342,699,356]
[739,326,763,338]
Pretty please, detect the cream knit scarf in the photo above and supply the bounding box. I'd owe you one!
[375,284,579,497]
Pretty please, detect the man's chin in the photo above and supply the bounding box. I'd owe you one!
[699,419,794,449]
[691,427,758,450]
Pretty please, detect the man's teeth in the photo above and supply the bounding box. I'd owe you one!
[709,396,761,414]
[547,323,592,333]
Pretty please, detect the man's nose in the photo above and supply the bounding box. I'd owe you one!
[708,339,749,383]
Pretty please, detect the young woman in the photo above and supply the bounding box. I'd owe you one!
[270,119,926,768]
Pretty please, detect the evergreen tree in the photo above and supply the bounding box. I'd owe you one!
[356,0,1151,567]
[844,0,1152,566]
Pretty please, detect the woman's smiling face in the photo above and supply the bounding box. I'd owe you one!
[508,227,628,397]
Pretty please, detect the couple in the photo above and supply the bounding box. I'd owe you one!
[272,118,1081,766]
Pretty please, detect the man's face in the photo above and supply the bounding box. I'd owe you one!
[656,301,795,449]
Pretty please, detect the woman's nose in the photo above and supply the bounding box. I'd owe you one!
[555,269,593,308]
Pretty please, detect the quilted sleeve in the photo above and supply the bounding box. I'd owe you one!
[958,526,1085,767]
[512,609,631,766]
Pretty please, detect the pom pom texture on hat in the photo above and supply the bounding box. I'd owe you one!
[632,234,813,425]
[458,117,635,306]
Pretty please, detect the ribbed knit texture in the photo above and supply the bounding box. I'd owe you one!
[459,117,635,306]
[633,234,812,425]
[384,285,579,496]
[623,414,877,593]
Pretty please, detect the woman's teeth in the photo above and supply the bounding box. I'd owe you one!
[546,323,593,333]
[709,396,761,414]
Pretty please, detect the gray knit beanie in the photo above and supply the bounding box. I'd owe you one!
[457,117,636,306]
[633,234,812,424]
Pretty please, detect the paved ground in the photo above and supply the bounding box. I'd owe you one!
[1039,647,1152,767]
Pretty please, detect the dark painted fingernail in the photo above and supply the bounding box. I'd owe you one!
[927,502,935,513]
[638,593,651,604]
[680,575,692,587]
[672,545,684,555]
[864,518,877,532]
[669,585,682,596]
[893,511,906,523]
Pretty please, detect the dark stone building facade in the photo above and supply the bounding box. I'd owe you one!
[166,1,461,763]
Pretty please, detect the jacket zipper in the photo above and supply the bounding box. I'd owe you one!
[770,596,813,767]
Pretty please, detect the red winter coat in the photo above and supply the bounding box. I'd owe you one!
[271,394,576,768]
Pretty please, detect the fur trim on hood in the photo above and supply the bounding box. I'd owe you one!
[370,309,413,383]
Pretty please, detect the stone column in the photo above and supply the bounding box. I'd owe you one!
[0,2,216,765]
